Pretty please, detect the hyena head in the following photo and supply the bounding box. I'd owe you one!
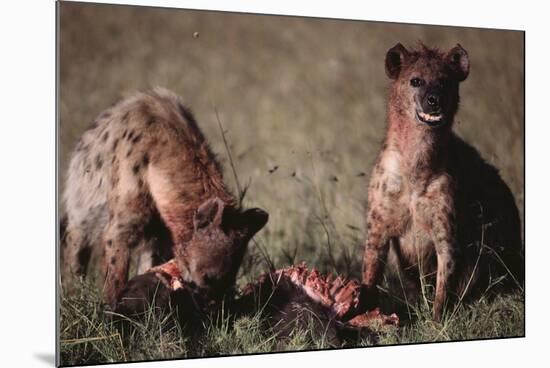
[385,43,470,128]
[181,197,268,294]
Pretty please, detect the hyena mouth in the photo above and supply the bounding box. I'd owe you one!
[416,110,445,127]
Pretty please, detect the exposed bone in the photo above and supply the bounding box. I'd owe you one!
[147,259,184,291]
[143,260,399,330]
[347,308,400,328]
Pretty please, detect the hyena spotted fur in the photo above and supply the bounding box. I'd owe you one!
[62,88,268,307]
[361,43,523,321]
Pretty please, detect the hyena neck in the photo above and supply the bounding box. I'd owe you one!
[200,180,237,209]
[386,107,452,183]
[194,149,238,207]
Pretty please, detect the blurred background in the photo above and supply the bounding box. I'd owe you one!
[59,2,524,282]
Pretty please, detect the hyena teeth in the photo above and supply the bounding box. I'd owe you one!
[419,111,442,122]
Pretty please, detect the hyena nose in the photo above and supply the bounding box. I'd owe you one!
[427,94,439,107]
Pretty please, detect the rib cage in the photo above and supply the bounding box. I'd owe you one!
[241,263,361,320]
[140,260,399,329]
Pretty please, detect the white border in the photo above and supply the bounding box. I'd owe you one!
[1,1,548,367]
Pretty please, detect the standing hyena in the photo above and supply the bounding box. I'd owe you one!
[62,88,269,307]
[361,43,523,321]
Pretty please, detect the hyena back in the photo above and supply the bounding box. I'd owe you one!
[62,88,268,307]
[361,44,523,321]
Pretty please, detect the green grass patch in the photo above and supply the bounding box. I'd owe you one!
[60,278,523,365]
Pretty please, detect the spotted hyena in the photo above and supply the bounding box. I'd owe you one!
[62,88,269,307]
[360,43,523,321]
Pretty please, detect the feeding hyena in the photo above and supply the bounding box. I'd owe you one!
[360,43,523,321]
[61,88,269,307]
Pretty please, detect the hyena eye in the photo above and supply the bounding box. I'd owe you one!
[410,78,425,87]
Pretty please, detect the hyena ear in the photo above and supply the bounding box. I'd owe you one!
[241,208,269,238]
[445,44,469,82]
[194,197,226,230]
[385,43,410,80]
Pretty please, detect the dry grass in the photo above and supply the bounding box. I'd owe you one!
[58,2,524,365]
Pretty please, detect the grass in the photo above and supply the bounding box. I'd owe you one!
[60,276,524,365]
[58,2,524,365]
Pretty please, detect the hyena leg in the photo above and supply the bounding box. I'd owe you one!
[146,165,198,274]
[62,226,91,285]
[433,217,455,321]
[433,239,454,321]
[134,235,172,273]
[361,209,390,310]
[387,238,420,305]
[135,240,154,275]
[417,180,455,321]
[102,213,149,308]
